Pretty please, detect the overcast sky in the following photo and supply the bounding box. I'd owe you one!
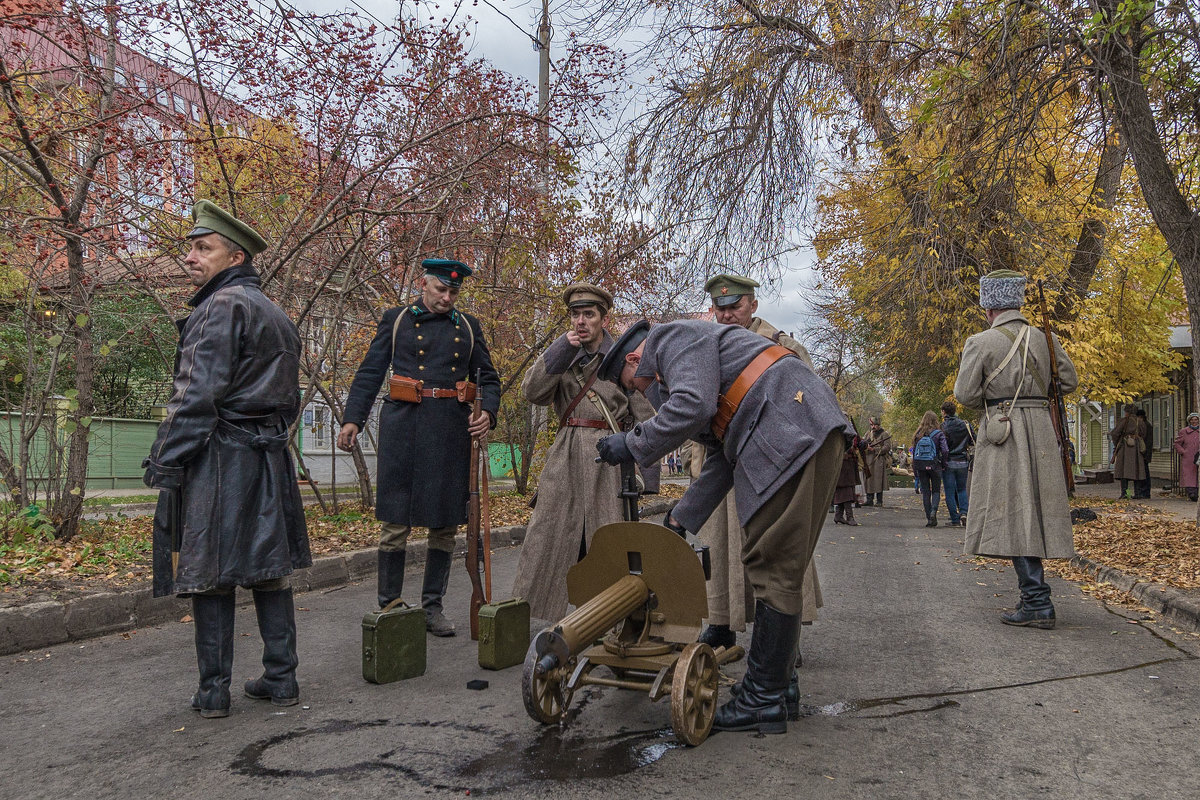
[297,0,820,331]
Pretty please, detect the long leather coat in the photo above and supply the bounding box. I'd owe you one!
[145,265,311,597]
[343,301,500,528]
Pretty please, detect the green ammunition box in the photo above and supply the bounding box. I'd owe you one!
[478,597,531,670]
[362,599,426,684]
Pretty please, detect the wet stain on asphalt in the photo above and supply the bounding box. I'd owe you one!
[230,690,683,794]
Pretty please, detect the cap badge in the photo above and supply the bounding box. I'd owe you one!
[720,287,728,294]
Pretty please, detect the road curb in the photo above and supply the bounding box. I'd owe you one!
[0,499,677,656]
[1070,555,1200,634]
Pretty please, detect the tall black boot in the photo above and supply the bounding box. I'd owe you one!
[422,548,456,637]
[1002,557,1055,628]
[191,593,235,718]
[377,549,407,608]
[875,493,884,507]
[713,600,800,734]
[244,588,300,706]
[698,624,736,649]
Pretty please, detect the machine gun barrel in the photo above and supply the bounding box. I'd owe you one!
[532,573,649,671]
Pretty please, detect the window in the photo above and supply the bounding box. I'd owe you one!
[173,93,188,116]
[191,102,201,122]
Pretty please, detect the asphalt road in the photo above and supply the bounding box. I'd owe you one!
[3,495,1198,799]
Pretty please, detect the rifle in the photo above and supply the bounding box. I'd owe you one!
[1036,280,1076,496]
[619,459,640,523]
[465,368,489,641]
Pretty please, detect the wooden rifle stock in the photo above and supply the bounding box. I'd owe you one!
[1037,280,1076,496]
[466,369,487,640]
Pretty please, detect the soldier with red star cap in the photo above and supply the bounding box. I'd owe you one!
[338,258,501,637]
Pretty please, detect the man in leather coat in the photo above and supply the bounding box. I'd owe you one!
[337,259,500,637]
[144,200,311,718]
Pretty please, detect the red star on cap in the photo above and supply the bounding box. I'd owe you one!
[721,287,728,294]
[450,271,458,279]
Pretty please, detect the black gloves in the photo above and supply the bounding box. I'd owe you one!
[664,515,688,539]
[595,433,634,465]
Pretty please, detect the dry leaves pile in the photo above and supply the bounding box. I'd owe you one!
[1070,504,1200,590]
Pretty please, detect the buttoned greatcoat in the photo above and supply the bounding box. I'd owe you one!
[953,310,1078,559]
[146,265,311,597]
[863,427,892,495]
[688,318,824,627]
[1110,414,1148,481]
[1173,425,1200,489]
[343,301,501,528]
[511,332,645,620]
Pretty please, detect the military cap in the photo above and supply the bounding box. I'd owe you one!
[598,319,651,384]
[978,269,1026,310]
[187,199,268,256]
[562,282,612,311]
[422,257,473,288]
[704,273,759,308]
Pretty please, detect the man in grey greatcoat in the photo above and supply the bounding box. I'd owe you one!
[511,283,646,620]
[692,274,823,653]
[1110,404,1147,499]
[596,319,851,735]
[338,259,500,636]
[862,417,892,506]
[953,269,1078,629]
[144,200,311,718]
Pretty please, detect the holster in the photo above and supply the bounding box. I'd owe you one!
[456,380,477,404]
[389,375,423,403]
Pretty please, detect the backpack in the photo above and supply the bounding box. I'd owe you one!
[913,434,937,463]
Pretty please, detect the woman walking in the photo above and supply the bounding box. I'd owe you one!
[912,411,949,526]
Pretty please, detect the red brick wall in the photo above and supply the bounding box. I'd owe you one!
[0,0,62,15]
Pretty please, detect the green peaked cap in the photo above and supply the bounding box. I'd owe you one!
[187,200,268,256]
[704,273,759,307]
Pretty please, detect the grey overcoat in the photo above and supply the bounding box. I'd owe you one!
[511,332,643,620]
[1109,414,1147,481]
[624,320,850,532]
[953,310,1078,559]
[863,427,892,495]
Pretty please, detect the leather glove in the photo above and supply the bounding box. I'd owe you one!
[595,433,634,465]
[664,515,688,539]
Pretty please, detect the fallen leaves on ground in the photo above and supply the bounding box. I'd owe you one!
[1,484,686,604]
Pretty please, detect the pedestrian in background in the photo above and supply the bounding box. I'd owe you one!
[863,417,892,506]
[832,431,865,525]
[144,201,310,718]
[1110,404,1147,500]
[911,411,948,527]
[1173,412,1200,501]
[954,269,1078,629]
[1135,408,1153,499]
[940,401,975,527]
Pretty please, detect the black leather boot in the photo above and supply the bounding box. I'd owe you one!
[244,588,300,706]
[191,593,235,718]
[1001,557,1055,629]
[422,548,456,637]
[698,624,736,649]
[713,600,800,734]
[377,549,407,608]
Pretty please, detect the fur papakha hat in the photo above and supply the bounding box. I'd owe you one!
[978,269,1026,310]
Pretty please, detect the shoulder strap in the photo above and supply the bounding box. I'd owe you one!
[983,325,1030,395]
[559,361,600,426]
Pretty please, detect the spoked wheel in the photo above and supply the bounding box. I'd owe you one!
[670,642,718,746]
[522,643,574,724]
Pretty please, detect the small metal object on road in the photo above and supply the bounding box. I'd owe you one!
[467,679,489,691]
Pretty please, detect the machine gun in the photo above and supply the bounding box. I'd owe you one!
[522,443,730,746]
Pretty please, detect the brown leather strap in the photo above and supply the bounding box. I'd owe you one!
[420,387,459,399]
[711,345,795,441]
[558,360,601,430]
[565,417,609,429]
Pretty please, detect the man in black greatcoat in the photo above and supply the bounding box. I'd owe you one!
[144,200,311,719]
[338,259,500,636]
